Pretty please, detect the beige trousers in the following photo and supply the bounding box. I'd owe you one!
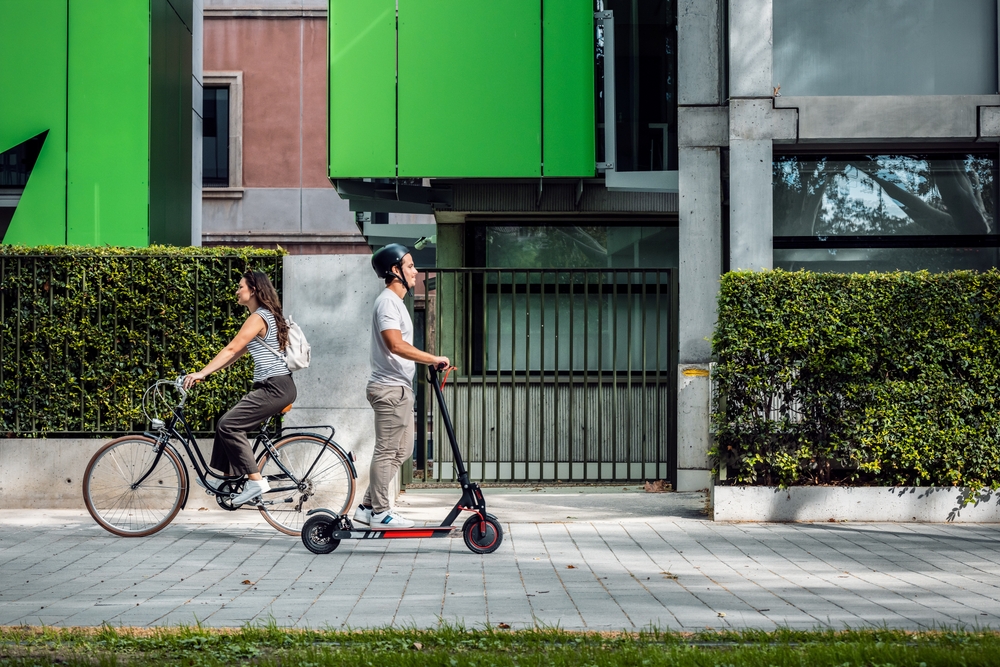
[363,383,414,512]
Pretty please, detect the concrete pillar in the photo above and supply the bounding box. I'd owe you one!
[676,147,721,491]
[675,0,725,491]
[729,0,772,98]
[728,0,774,271]
[191,0,204,247]
[678,0,723,106]
[729,137,772,271]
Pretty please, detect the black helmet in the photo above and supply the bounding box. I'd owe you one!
[371,243,411,289]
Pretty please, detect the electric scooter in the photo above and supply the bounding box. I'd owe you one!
[300,365,503,555]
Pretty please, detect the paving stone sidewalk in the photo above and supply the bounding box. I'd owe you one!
[0,491,997,631]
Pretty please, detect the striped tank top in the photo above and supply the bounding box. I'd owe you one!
[246,307,290,383]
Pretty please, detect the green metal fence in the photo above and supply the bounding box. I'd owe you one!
[417,268,677,483]
[0,252,282,437]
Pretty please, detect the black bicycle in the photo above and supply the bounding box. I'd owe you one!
[83,377,357,537]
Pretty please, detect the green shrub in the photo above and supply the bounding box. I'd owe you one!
[0,245,284,436]
[712,269,1000,490]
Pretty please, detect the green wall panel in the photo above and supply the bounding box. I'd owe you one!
[68,0,150,247]
[329,0,396,178]
[543,0,595,177]
[149,0,193,246]
[0,0,67,246]
[398,0,541,177]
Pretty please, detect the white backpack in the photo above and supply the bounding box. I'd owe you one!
[261,317,311,372]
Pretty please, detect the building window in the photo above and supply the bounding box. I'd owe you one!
[773,0,998,96]
[477,224,678,269]
[596,0,678,172]
[466,223,677,373]
[203,86,229,187]
[202,72,242,194]
[773,152,1000,273]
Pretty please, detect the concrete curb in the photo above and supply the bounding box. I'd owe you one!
[714,485,1000,522]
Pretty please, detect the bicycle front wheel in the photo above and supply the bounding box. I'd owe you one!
[257,435,355,536]
[83,436,186,537]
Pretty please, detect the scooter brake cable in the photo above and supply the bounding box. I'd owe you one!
[440,366,457,390]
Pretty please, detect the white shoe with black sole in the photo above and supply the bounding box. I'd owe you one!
[353,505,373,525]
[370,509,415,528]
[231,478,270,506]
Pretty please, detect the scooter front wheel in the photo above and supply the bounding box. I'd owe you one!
[462,513,503,554]
[301,514,341,554]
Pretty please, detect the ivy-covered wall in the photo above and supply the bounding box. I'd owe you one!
[0,245,284,436]
[712,270,1000,491]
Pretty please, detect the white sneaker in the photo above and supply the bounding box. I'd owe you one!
[231,478,270,506]
[353,505,373,525]
[195,476,226,494]
[370,509,414,528]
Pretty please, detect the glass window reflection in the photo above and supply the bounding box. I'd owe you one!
[774,154,998,237]
[484,225,678,268]
[596,0,677,172]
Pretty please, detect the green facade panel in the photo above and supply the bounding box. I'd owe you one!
[1,0,192,248]
[543,0,596,177]
[397,0,541,177]
[0,0,68,246]
[327,0,596,179]
[68,0,150,247]
[329,0,396,178]
[149,0,193,246]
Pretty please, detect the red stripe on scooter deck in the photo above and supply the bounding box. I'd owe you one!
[332,526,455,540]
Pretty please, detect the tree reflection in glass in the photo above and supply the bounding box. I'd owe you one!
[773,154,997,237]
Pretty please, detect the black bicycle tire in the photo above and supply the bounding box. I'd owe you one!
[83,435,186,537]
[256,435,356,536]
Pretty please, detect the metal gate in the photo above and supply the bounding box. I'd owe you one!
[415,268,676,483]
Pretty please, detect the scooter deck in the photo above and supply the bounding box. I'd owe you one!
[332,524,456,540]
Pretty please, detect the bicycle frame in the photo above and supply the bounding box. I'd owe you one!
[135,402,354,510]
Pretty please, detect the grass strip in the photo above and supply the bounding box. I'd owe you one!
[0,624,998,666]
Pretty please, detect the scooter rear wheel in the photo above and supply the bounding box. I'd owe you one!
[462,513,503,554]
[301,514,340,554]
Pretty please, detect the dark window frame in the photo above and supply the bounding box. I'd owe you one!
[202,85,230,188]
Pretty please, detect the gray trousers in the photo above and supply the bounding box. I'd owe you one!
[212,374,296,476]
[363,383,414,512]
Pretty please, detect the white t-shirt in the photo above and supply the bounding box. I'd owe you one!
[369,289,415,387]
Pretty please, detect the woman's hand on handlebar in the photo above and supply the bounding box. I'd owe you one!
[183,371,207,390]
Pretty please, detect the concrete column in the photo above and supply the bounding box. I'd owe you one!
[678,0,723,106]
[729,0,772,98]
[191,0,204,247]
[729,138,772,271]
[676,147,721,491]
[675,0,726,492]
[728,0,774,271]
[678,147,721,363]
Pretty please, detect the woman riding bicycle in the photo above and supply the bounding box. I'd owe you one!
[182,269,295,506]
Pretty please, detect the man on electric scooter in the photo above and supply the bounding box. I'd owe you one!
[353,244,449,529]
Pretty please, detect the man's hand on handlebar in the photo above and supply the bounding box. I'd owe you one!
[182,371,207,390]
[432,357,450,370]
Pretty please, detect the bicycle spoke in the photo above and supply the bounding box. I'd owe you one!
[85,438,184,537]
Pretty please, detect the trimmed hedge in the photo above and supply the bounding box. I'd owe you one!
[0,245,284,436]
[712,269,1000,490]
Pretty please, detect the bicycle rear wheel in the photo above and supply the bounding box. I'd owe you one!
[83,436,186,537]
[257,435,355,536]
